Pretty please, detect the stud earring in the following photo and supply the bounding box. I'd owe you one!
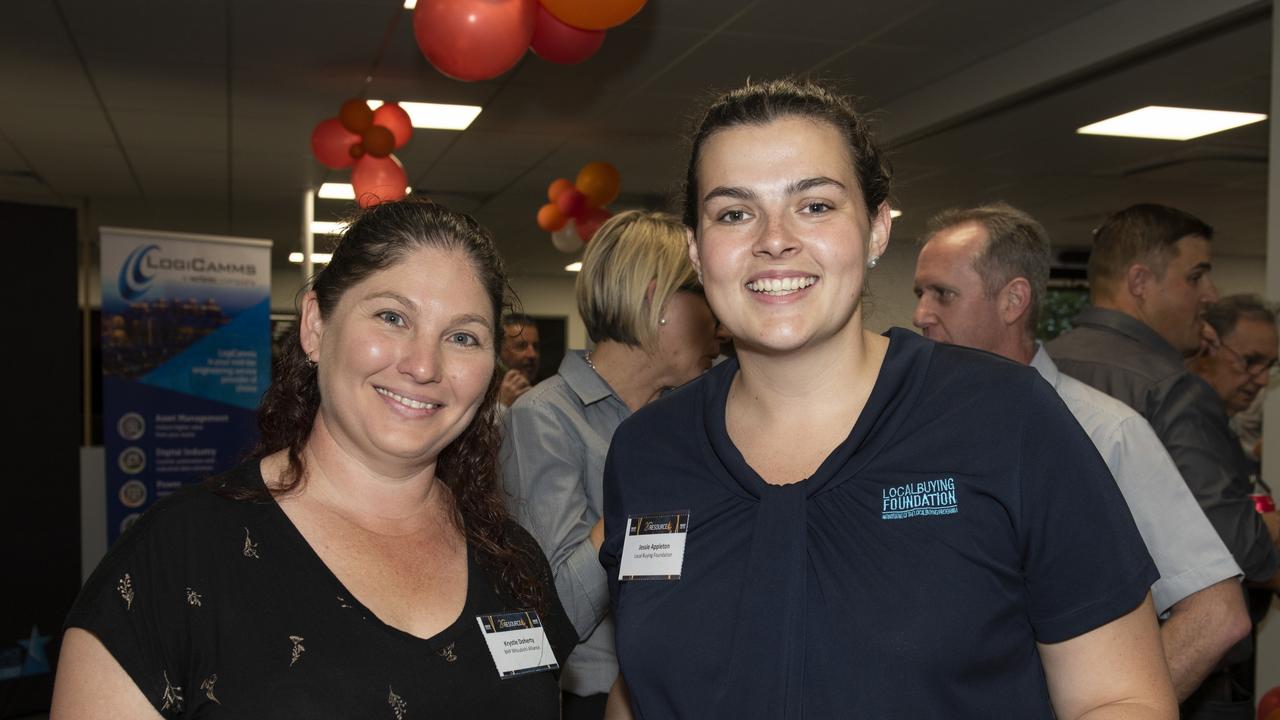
[659,317,668,326]
[867,255,879,269]
[306,356,318,368]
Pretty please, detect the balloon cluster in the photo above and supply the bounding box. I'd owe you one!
[310,99,413,208]
[413,0,646,82]
[538,162,620,252]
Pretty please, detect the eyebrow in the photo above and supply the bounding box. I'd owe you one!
[452,313,492,328]
[702,176,847,205]
[364,291,416,309]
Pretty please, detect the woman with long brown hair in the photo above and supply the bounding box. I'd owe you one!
[53,199,575,718]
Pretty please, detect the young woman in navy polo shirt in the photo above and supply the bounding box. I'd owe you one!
[599,79,1177,719]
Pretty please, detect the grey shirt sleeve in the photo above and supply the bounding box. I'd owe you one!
[501,397,610,640]
[1149,376,1279,583]
[1104,412,1242,615]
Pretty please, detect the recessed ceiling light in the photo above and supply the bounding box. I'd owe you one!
[889,209,902,219]
[318,183,355,200]
[367,100,482,131]
[403,0,415,8]
[289,252,333,264]
[318,183,412,200]
[565,262,583,272]
[1077,106,1267,141]
[311,221,346,235]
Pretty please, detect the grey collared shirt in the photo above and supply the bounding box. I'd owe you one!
[1030,345,1242,615]
[500,351,631,697]
[1047,306,1279,583]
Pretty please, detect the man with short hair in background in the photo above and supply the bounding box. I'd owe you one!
[913,202,1249,705]
[499,313,541,410]
[1046,203,1279,718]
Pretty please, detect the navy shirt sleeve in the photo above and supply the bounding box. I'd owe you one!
[1016,377,1159,643]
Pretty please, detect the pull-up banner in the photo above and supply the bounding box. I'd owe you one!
[100,227,271,544]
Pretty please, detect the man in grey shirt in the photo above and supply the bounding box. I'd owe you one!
[1047,203,1280,717]
[912,202,1248,702]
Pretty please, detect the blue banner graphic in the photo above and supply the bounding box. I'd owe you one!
[100,227,272,544]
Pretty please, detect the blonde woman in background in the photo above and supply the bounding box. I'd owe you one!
[502,210,722,719]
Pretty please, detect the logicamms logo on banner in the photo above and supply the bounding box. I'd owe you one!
[100,227,272,543]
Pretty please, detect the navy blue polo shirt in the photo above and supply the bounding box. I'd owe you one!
[601,328,1156,719]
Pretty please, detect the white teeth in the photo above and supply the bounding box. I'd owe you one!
[376,387,438,410]
[746,276,816,295]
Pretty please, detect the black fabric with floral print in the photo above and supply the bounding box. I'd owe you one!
[66,461,575,718]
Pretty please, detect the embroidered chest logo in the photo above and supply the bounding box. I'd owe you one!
[881,477,958,520]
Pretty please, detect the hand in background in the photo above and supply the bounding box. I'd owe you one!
[498,368,532,407]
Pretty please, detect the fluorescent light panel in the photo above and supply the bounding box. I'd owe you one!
[289,252,333,264]
[318,183,412,200]
[367,99,482,131]
[317,183,354,200]
[1077,106,1267,141]
[565,262,583,273]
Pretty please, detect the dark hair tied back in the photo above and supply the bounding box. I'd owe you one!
[682,77,892,228]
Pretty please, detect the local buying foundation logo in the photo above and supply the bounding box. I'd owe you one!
[881,477,958,520]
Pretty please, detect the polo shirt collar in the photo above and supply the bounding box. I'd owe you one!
[558,350,617,406]
[1029,343,1061,388]
[1071,305,1184,364]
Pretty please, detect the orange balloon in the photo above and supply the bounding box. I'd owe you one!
[541,0,646,30]
[575,162,620,208]
[339,98,374,133]
[537,203,568,232]
[547,178,574,202]
[362,125,396,158]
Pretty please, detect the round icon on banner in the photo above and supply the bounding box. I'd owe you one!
[118,479,148,509]
[119,513,142,535]
[117,412,146,441]
[118,447,146,475]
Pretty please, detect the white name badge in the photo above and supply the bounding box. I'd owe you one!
[618,511,689,581]
[476,610,559,679]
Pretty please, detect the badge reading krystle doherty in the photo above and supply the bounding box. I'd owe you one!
[618,511,689,581]
[476,610,559,679]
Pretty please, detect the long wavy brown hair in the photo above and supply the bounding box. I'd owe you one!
[223,198,543,611]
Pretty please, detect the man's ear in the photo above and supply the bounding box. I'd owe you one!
[1000,277,1033,327]
[299,290,324,363]
[1126,263,1152,300]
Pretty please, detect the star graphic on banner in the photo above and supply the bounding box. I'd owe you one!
[18,625,51,676]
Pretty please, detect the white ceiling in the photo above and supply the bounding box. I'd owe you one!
[0,0,1271,278]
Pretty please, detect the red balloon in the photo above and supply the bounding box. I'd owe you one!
[576,206,611,243]
[413,0,536,82]
[362,125,396,158]
[339,98,374,133]
[310,118,360,169]
[531,5,605,65]
[352,155,408,208]
[1259,687,1280,720]
[372,103,413,149]
[555,188,587,218]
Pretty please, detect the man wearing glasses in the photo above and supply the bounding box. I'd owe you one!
[1049,205,1280,719]
[1192,295,1280,418]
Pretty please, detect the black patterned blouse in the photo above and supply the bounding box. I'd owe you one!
[66,461,576,718]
